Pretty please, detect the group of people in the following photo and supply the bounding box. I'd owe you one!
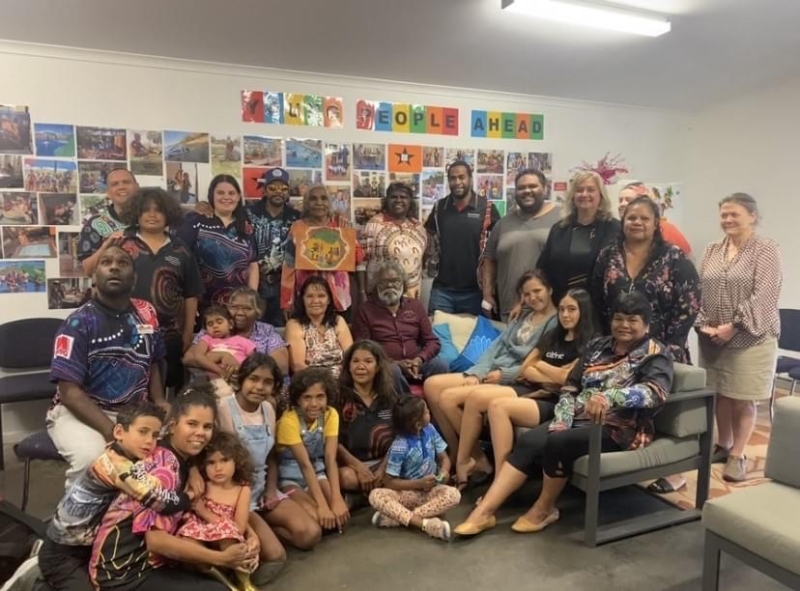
[32,160,783,590]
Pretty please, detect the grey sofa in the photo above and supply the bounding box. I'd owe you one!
[702,396,800,590]
[519,362,714,546]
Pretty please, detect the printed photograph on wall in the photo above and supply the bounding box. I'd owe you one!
[0,192,38,225]
[76,126,126,160]
[477,174,504,200]
[422,146,444,168]
[79,194,107,222]
[304,95,324,127]
[352,171,386,198]
[211,135,242,178]
[327,185,351,226]
[445,147,475,168]
[421,170,445,205]
[285,139,322,168]
[388,172,420,200]
[34,123,75,158]
[325,143,351,182]
[243,136,283,167]
[0,154,23,188]
[506,151,528,185]
[128,130,163,176]
[47,277,92,309]
[78,161,116,193]
[353,143,385,171]
[241,91,264,123]
[164,131,210,163]
[1,225,57,258]
[0,105,33,154]
[528,152,553,176]
[0,260,46,294]
[353,197,382,229]
[166,161,210,205]
[492,200,507,217]
[477,149,505,174]
[242,167,266,200]
[57,230,83,278]
[24,158,77,193]
[264,92,284,124]
[323,97,344,129]
[38,193,78,225]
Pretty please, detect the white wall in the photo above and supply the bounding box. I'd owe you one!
[0,41,689,442]
[685,75,799,308]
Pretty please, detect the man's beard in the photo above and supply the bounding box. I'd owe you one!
[377,287,402,306]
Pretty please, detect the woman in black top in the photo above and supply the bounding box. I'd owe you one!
[486,289,595,474]
[536,171,620,302]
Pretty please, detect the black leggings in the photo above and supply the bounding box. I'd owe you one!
[507,422,620,478]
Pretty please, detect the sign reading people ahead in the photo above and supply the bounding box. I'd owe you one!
[356,101,459,135]
[470,111,544,140]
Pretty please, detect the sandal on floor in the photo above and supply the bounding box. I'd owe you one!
[646,477,686,494]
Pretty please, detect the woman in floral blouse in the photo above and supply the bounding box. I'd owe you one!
[454,292,673,537]
[591,195,700,364]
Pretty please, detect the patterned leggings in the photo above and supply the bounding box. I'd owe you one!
[368,485,461,526]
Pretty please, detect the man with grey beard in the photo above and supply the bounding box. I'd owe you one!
[352,261,447,395]
[481,168,560,321]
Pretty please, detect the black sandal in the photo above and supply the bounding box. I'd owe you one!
[646,477,686,494]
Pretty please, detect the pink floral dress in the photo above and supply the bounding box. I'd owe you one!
[178,493,244,543]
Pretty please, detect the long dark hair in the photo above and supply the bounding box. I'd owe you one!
[208,174,249,241]
[339,340,397,410]
[619,195,667,268]
[237,352,283,391]
[292,275,338,328]
[536,289,595,356]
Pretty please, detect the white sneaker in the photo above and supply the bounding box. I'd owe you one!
[422,517,451,541]
[0,555,41,591]
[371,511,400,528]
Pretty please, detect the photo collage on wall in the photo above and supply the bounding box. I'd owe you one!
[0,101,557,305]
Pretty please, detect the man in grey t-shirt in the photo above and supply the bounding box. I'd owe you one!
[481,168,561,321]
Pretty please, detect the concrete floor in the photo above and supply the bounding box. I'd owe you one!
[0,447,786,591]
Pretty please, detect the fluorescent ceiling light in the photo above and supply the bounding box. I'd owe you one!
[501,0,672,37]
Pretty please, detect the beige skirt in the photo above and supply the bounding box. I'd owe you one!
[698,337,777,401]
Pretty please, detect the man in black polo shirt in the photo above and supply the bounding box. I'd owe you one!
[119,188,203,390]
[424,160,500,315]
[248,167,301,327]
[78,168,139,275]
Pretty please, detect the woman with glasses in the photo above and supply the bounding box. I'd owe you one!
[360,181,427,300]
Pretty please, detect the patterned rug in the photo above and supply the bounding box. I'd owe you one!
[644,399,775,510]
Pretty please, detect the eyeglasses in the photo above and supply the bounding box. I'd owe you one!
[229,305,255,312]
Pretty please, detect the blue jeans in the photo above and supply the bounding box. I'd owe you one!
[428,286,483,316]
[391,357,450,395]
[260,282,286,328]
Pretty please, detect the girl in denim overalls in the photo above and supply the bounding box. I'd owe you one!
[217,354,321,583]
[276,368,350,532]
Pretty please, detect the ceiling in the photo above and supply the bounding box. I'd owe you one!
[2,0,799,110]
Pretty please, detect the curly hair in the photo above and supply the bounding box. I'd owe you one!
[288,367,339,408]
[339,340,398,411]
[201,431,255,486]
[121,187,183,229]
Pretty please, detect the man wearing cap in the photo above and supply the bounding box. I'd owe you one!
[249,167,301,326]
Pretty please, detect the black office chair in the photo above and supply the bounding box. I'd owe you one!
[0,318,63,471]
[772,309,800,420]
[13,430,64,512]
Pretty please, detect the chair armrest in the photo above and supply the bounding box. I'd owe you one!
[664,388,716,404]
[765,397,800,487]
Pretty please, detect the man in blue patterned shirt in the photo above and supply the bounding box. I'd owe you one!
[46,245,168,489]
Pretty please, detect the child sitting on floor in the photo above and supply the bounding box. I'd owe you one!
[38,402,194,591]
[194,306,256,397]
[178,431,259,591]
[368,397,461,541]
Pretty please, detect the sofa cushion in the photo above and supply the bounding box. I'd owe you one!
[765,397,800,487]
[571,436,699,479]
[450,316,502,373]
[432,324,460,367]
[671,363,706,393]
[431,311,477,353]
[655,397,707,438]
[703,482,800,576]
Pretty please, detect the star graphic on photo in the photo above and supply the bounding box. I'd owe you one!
[396,147,414,166]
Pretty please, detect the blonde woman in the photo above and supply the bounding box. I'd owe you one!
[696,193,782,482]
[536,171,620,301]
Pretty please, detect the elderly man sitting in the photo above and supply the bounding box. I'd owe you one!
[352,261,448,395]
